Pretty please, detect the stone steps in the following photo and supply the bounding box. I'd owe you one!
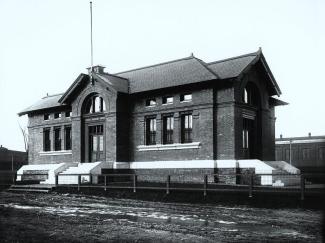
[7,184,55,193]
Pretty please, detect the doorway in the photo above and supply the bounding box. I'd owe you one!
[88,125,104,162]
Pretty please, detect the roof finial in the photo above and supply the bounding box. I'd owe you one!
[190,52,194,57]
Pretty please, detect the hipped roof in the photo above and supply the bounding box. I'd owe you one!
[19,49,282,116]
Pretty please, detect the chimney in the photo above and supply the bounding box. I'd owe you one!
[87,65,106,75]
[308,132,311,137]
[280,134,283,139]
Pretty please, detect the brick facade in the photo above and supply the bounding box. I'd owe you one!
[21,51,282,179]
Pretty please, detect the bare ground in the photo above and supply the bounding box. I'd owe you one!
[0,191,323,242]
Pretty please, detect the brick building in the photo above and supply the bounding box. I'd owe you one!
[18,48,295,185]
[276,134,325,173]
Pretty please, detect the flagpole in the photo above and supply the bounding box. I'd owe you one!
[90,1,94,84]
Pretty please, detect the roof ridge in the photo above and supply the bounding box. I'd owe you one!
[193,57,220,79]
[115,56,194,75]
[97,72,129,81]
[42,93,64,99]
[207,50,259,65]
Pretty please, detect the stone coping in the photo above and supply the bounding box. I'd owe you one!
[39,150,72,156]
[137,142,201,151]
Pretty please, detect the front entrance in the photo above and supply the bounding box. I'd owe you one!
[89,125,104,162]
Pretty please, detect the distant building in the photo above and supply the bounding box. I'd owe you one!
[0,145,28,171]
[275,134,325,173]
[0,145,27,185]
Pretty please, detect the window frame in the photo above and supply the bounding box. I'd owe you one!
[181,113,193,143]
[65,110,72,118]
[145,98,157,107]
[54,112,61,119]
[54,127,61,151]
[162,96,174,105]
[145,116,157,145]
[162,115,174,144]
[64,126,72,150]
[43,128,51,152]
[44,114,50,121]
[85,95,106,114]
[180,93,192,102]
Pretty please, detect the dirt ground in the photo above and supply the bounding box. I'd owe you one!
[0,191,323,242]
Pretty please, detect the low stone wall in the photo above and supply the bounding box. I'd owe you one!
[134,168,216,183]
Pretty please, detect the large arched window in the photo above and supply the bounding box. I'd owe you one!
[84,95,106,114]
[242,83,260,106]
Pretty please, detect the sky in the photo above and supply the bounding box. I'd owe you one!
[0,0,324,151]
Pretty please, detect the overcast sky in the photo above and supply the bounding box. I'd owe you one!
[0,0,324,151]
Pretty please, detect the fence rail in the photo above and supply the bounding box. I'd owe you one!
[2,171,324,201]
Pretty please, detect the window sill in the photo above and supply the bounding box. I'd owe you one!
[39,150,72,156]
[137,142,200,151]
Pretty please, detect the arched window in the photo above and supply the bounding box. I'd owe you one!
[242,83,260,106]
[84,95,106,114]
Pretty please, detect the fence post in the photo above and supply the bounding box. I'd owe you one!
[104,175,107,191]
[300,174,305,201]
[203,174,208,197]
[55,174,58,186]
[12,172,16,185]
[89,174,93,185]
[166,175,170,194]
[133,174,137,193]
[248,172,253,198]
[78,175,81,192]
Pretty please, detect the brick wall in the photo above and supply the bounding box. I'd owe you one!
[129,87,214,162]
[27,111,73,164]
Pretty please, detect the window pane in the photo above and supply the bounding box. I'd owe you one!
[189,115,192,129]
[65,127,71,150]
[93,136,97,151]
[99,136,104,151]
[44,129,51,151]
[54,128,61,151]
[94,97,100,112]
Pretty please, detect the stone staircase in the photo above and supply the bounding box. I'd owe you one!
[58,162,110,184]
[7,184,55,193]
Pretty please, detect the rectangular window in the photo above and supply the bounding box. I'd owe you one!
[65,111,72,118]
[145,98,157,107]
[146,117,156,145]
[242,119,249,149]
[180,93,192,102]
[43,128,51,151]
[54,112,61,119]
[163,116,174,144]
[44,114,50,120]
[181,113,192,143]
[64,126,72,150]
[162,96,173,105]
[54,127,61,151]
